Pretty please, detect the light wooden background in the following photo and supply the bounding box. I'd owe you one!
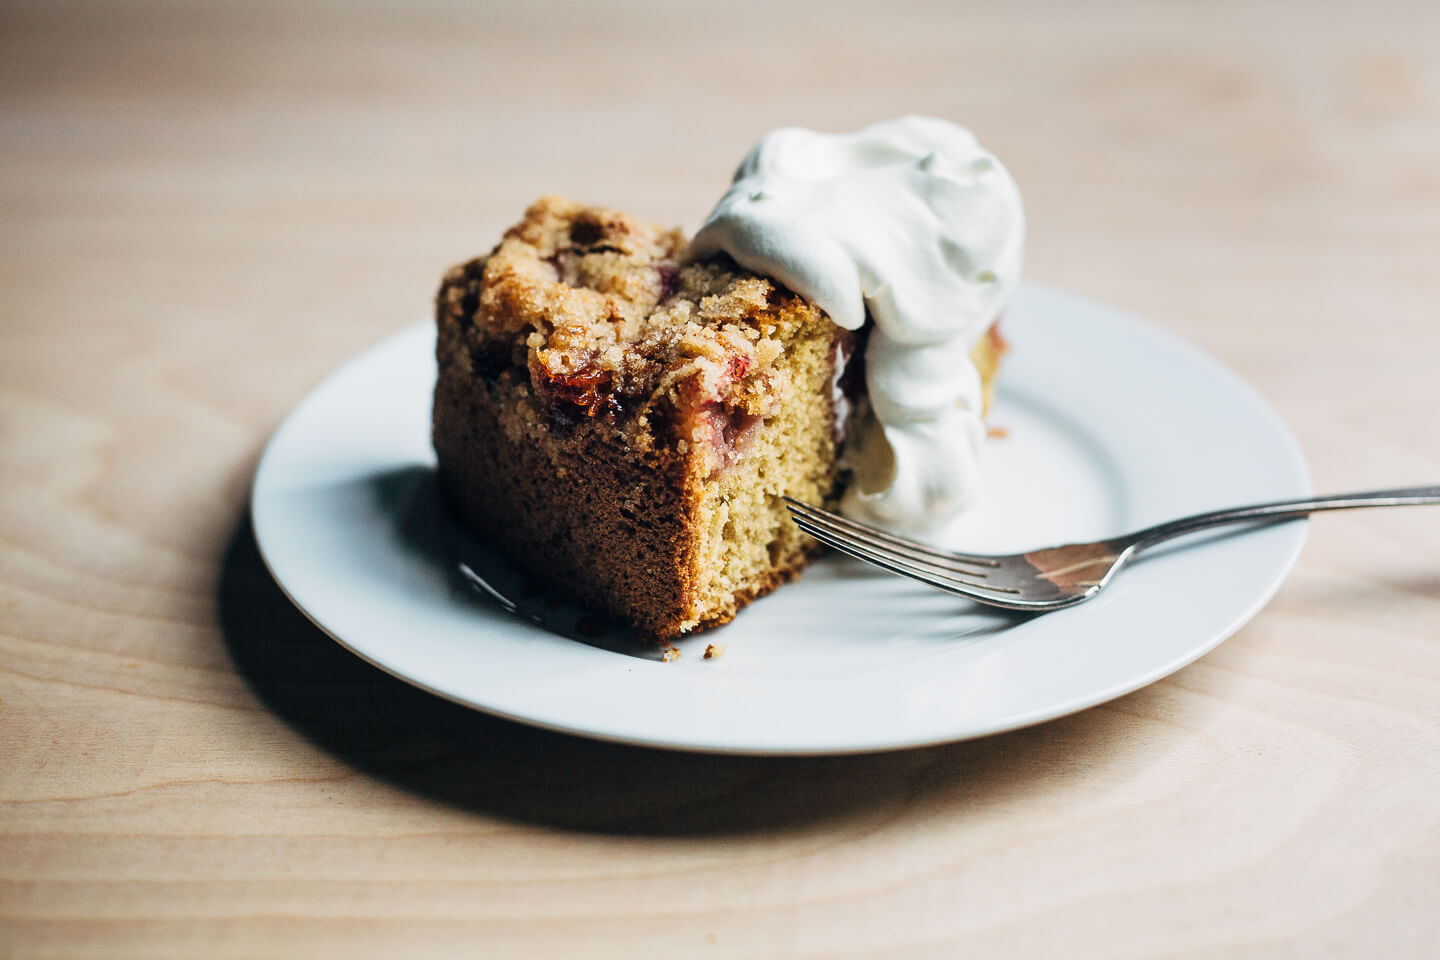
[3,1,1439,957]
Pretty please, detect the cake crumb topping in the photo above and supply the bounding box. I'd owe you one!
[436,196,828,469]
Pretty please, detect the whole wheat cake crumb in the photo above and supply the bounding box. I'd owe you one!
[661,645,682,663]
[703,643,726,660]
[432,196,1004,642]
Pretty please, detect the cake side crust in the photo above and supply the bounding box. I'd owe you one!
[434,364,708,639]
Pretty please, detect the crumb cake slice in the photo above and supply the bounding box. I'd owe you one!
[433,196,856,641]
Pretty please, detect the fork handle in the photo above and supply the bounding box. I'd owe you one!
[1131,485,1440,548]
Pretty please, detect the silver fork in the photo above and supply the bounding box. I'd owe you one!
[784,486,1440,612]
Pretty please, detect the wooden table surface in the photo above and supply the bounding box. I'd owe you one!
[3,1,1439,956]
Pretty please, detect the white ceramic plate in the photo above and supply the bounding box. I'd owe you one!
[252,285,1309,755]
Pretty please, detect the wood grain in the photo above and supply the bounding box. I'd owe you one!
[2,1,1438,956]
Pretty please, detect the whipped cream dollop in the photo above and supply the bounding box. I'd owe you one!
[690,116,1025,533]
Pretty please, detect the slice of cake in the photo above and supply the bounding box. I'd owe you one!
[434,117,1023,642]
[434,197,857,641]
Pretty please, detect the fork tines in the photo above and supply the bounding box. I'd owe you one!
[781,497,1022,599]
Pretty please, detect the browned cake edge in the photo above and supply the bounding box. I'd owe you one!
[434,362,695,639]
